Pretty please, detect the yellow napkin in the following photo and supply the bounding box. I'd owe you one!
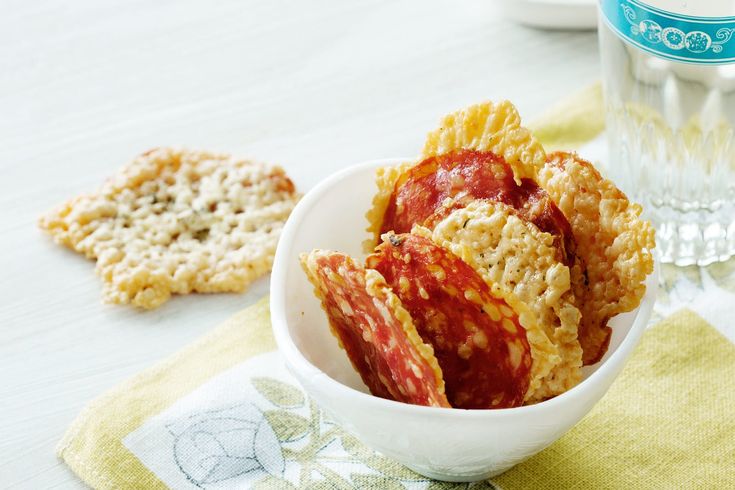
[58,301,735,489]
[528,83,605,152]
[498,309,735,489]
[57,298,276,489]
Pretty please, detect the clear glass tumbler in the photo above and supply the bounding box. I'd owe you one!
[598,0,735,266]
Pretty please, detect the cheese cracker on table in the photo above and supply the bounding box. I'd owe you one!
[39,148,300,309]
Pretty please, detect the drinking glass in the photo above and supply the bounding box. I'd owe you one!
[598,0,735,265]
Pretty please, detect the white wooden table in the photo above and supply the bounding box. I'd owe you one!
[0,1,599,487]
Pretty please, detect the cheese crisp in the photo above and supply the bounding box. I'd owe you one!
[427,203,582,401]
[539,151,655,364]
[365,100,545,252]
[363,161,413,253]
[39,148,300,309]
[422,100,546,184]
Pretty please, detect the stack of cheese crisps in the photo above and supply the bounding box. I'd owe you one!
[302,101,655,409]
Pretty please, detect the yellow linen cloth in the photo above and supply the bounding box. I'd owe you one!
[528,83,605,152]
[57,298,277,489]
[497,309,735,489]
[58,301,735,489]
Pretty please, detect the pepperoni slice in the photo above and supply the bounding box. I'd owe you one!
[300,250,450,408]
[366,233,532,409]
[379,149,575,266]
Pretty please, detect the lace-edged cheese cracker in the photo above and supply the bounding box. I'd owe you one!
[539,152,655,365]
[363,161,413,253]
[364,100,545,251]
[422,100,546,183]
[426,202,582,402]
[39,148,301,309]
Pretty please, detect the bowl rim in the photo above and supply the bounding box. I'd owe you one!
[270,158,658,418]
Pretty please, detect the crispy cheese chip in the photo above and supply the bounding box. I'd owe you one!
[422,100,546,184]
[364,161,413,253]
[365,100,546,251]
[300,250,449,407]
[39,148,300,309]
[539,152,655,365]
[429,203,581,401]
[369,149,574,265]
[367,233,532,409]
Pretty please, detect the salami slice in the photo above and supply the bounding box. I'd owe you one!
[366,233,532,409]
[300,250,450,408]
[379,149,575,266]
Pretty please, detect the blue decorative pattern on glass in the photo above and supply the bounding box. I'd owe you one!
[600,0,735,64]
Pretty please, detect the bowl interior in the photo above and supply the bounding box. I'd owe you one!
[274,158,654,401]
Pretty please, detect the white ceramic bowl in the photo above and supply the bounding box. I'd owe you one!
[270,158,657,482]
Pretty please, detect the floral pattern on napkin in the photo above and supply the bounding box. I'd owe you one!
[124,351,497,490]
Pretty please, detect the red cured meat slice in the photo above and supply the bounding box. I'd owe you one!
[366,233,532,409]
[301,250,450,408]
[380,149,575,266]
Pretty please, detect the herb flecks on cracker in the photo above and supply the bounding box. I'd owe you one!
[39,147,300,309]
